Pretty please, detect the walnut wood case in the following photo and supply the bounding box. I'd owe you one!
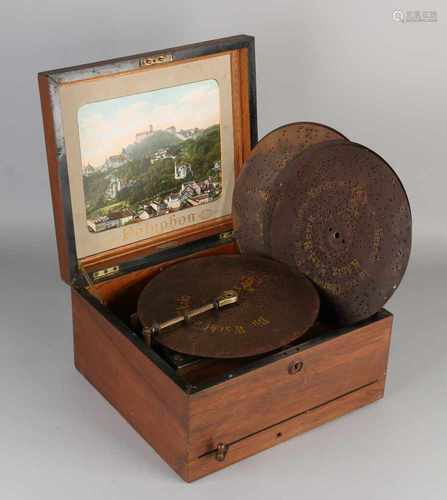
[39,35,393,482]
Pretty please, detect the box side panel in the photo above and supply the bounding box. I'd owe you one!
[186,378,385,481]
[189,315,392,459]
[72,289,190,478]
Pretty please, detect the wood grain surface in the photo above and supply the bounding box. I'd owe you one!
[73,283,392,481]
[186,378,386,481]
[187,314,392,459]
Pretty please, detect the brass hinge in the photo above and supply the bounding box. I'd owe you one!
[78,262,94,289]
[78,263,106,305]
[92,265,120,282]
[219,230,234,242]
[139,53,174,67]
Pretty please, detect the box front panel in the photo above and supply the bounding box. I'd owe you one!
[186,378,386,481]
[188,315,392,459]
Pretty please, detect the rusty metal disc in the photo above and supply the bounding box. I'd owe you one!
[233,122,348,256]
[137,255,320,358]
[271,141,412,325]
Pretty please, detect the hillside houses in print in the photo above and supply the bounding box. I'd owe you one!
[83,123,222,233]
[78,79,222,234]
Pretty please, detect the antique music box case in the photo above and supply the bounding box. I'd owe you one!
[38,35,393,481]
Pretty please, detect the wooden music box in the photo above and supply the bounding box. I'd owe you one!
[38,35,393,481]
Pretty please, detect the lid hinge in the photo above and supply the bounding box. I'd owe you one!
[77,263,118,305]
[219,230,234,242]
[78,262,95,289]
[92,265,120,282]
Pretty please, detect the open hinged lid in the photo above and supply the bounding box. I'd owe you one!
[39,35,257,285]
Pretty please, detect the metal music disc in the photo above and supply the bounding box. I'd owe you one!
[271,141,412,325]
[233,122,348,256]
[137,255,320,358]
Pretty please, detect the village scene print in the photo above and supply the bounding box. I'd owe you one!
[78,79,222,233]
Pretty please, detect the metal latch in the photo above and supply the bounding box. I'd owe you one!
[139,53,174,67]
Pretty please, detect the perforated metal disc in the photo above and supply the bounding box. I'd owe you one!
[271,141,412,325]
[233,122,348,256]
[137,255,320,358]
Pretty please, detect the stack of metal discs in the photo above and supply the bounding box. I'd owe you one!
[233,122,412,325]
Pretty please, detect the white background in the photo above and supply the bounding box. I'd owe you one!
[1,1,446,498]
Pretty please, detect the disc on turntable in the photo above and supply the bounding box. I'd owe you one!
[137,255,320,358]
[233,122,348,256]
[270,141,412,325]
